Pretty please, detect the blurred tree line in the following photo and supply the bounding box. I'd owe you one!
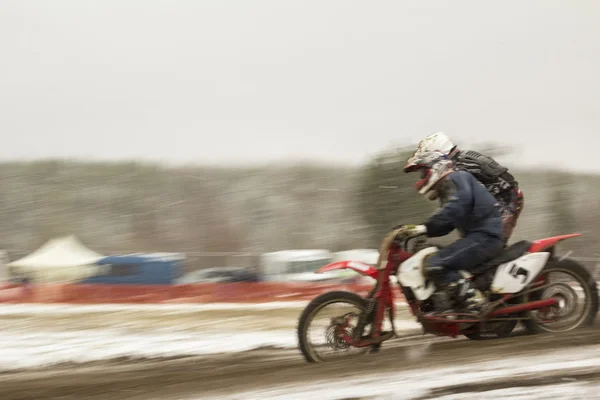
[0,146,598,263]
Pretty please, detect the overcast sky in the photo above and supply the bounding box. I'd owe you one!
[1,1,599,171]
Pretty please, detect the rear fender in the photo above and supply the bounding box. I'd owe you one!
[528,233,582,253]
[490,252,551,293]
[317,261,379,280]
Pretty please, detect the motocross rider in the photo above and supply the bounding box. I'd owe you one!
[408,132,523,244]
[400,150,505,313]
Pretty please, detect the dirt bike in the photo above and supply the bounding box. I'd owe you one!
[297,227,599,362]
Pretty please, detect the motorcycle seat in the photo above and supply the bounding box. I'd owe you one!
[471,240,532,275]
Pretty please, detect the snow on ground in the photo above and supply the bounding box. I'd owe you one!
[0,302,315,315]
[209,382,599,400]
[433,383,598,400]
[0,329,296,370]
[0,302,418,371]
[207,345,600,400]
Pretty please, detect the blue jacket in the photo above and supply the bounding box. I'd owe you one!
[423,170,503,239]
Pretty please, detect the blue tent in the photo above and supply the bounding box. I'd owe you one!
[80,253,184,285]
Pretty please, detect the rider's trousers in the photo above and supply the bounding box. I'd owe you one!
[425,232,504,286]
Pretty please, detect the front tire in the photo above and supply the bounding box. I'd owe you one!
[298,291,370,363]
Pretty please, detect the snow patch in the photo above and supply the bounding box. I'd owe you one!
[0,329,297,371]
[0,301,418,371]
[207,345,600,400]
[434,383,597,400]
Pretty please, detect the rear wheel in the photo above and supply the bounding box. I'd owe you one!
[298,291,374,363]
[523,258,598,334]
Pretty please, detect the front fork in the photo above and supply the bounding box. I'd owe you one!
[338,272,398,348]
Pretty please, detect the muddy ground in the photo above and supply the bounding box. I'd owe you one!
[1,319,599,400]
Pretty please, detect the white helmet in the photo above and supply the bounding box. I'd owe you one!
[416,132,455,156]
[403,132,456,173]
[403,150,454,200]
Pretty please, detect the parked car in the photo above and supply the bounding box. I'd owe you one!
[176,266,260,284]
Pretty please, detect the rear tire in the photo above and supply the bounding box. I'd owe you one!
[523,258,598,334]
[298,291,369,363]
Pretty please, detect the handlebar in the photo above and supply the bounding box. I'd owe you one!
[404,235,424,251]
[392,231,427,252]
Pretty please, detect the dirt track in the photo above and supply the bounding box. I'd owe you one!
[1,321,600,400]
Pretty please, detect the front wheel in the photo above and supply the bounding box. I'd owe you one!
[523,258,598,334]
[298,291,373,363]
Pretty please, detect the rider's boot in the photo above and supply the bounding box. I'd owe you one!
[448,278,486,314]
[425,265,459,316]
[425,264,486,316]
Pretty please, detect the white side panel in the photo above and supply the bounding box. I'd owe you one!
[397,247,438,300]
[490,252,550,293]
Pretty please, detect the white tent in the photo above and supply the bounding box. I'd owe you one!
[7,235,104,283]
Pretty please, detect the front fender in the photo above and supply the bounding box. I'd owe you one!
[316,261,379,280]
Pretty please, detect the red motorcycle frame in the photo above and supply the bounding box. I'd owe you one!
[315,232,583,347]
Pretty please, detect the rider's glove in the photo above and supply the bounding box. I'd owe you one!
[392,224,428,238]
